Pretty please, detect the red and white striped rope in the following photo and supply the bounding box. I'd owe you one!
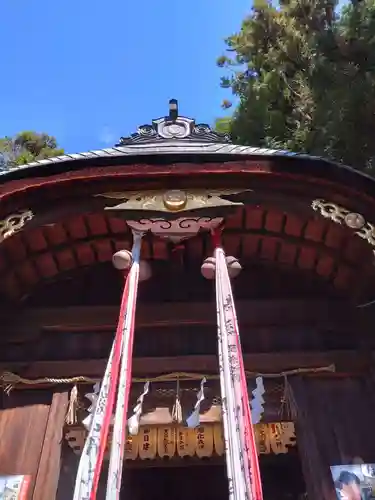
[105,232,143,500]
[72,233,143,500]
[213,231,263,500]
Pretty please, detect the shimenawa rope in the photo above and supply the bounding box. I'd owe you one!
[0,365,336,394]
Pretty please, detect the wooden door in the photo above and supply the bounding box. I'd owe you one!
[0,388,68,500]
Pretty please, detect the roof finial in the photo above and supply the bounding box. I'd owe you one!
[116,100,231,146]
[168,99,178,122]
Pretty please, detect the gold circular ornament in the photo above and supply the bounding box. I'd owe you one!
[163,190,187,211]
[345,212,365,230]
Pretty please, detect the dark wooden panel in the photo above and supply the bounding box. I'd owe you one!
[289,376,375,500]
[0,300,359,343]
[1,325,366,364]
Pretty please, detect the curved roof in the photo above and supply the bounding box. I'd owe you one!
[0,142,326,175]
[0,99,375,200]
[0,100,375,304]
[2,136,375,201]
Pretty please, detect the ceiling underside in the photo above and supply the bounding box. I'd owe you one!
[0,158,374,304]
[0,204,372,303]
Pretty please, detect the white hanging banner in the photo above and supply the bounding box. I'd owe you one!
[251,377,265,425]
[82,382,101,431]
[214,239,263,500]
[72,305,126,500]
[128,381,150,436]
[105,232,143,500]
[72,234,142,500]
[186,377,207,428]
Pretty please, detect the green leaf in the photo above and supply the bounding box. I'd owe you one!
[217,0,375,172]
[0,131,64,170]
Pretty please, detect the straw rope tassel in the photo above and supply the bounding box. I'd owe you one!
[66,384,79,425]
[106,231,143,500]
[172,377,183,424]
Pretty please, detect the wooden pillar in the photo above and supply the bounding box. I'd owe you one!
[288,376,375,500]
[56,441,79,500]
[33,391,69,500]
[0,388,68,500]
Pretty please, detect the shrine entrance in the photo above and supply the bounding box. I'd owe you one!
[122,461,228,500]
[120,452,307,500]
[63,398,304,499]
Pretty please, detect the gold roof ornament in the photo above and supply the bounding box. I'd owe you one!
[162,190,188,211]
[95,189,248,214]
[95,189,249,242]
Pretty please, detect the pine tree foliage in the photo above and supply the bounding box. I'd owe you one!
[218,0,375,172]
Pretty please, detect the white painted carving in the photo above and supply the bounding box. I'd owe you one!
[126,217,223,242]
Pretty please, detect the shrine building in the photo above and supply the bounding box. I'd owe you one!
[1,100,375,500]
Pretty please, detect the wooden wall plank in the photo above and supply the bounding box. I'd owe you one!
[0,391,52,499]
[32,390,69,500]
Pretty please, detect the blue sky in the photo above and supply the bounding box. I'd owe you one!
[0,0,250,153]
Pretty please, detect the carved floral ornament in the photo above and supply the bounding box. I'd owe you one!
[312,199,375,253]
[0,210,34,243]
